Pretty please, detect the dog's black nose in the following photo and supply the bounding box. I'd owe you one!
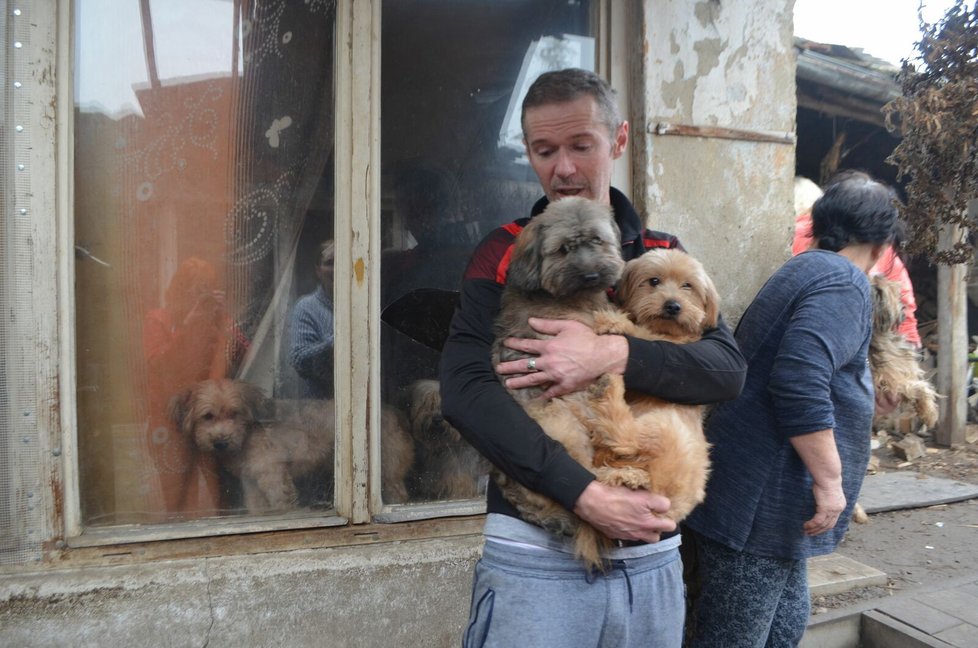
[213,440,229,451]
[663,300,681,317]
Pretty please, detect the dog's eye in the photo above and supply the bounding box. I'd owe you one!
[559,244,573,255]
[591,236,602,245]
[648,277,660,287]
[681,282,693,290]
[201,412,215,421]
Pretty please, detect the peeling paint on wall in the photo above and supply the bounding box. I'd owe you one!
[633,0,796,322]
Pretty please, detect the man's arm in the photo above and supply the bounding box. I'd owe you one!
[497,314,745,404]
[288,299,334,380]
[439,277,596,511]
[439,276,675,541]
[622,315,745,403]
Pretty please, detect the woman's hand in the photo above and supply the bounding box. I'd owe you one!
[789,428,846,536]
[875,389,902,417]
[804,480,846,536]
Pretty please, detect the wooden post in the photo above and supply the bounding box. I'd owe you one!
[936,224,968,446]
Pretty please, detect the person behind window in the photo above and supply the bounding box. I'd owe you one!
[381,164,478,406]
[287,239,336,399]
[439,68,746,648]
[143,256,247,516]
[682,171,900,647]
[383,163,479,304]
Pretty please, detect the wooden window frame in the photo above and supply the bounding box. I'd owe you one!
[25,0,629,559]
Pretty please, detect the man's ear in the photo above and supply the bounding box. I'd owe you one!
[612,121,629,159]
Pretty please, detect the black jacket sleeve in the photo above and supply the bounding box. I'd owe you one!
[440,279,746,514]
[439,214,747,514]
[438,277,596,511]
[622,314,746,403]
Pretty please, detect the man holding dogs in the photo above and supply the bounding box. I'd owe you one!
[439,68,746,647]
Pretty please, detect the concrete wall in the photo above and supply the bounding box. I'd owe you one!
[0,536,482,648]
[630,0,797,322]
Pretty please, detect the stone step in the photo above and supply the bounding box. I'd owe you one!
[808,553,888,597]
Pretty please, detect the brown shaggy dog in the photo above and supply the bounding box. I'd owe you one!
[402,379,487,501]
[870,275,939,428]
[494,207,721,571]
[492,196,661,570]
[168,378,414,513]
[587,248,717,523]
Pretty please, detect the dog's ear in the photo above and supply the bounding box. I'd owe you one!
[613,258,641,311]
[697,263,721,330]
[166,386,196,436]
[505,219,545,292]
[235,380,271,420]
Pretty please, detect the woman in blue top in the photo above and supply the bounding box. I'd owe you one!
[683,171,901,647]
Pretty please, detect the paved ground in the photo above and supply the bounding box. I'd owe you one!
[804,435,978,647]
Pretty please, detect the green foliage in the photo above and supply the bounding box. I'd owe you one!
[884,0,978,264]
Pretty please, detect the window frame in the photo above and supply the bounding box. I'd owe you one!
[42,0,627,553]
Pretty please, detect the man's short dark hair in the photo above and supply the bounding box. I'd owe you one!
[521,68,623,138]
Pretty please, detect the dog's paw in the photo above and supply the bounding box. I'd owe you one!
[914,393,939,428]
[595,466,650,490]
[593,310,636,336]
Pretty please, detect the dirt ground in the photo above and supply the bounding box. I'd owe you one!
[811,424,978,615]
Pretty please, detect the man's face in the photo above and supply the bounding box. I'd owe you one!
[523,95,628,206]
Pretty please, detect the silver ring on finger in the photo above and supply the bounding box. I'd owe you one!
[527,357,537,372]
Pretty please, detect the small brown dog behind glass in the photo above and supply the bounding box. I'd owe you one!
[168,378,414,513]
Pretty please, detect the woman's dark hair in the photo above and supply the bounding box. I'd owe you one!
[811,170,900,252]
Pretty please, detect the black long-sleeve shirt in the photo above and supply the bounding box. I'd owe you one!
[439,188,746,520]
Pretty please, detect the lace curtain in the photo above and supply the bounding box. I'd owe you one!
[74,0,336,524]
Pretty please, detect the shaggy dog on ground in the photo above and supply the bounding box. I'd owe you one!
[168,378,414,513]
[870,275,939,428]
[402,379,487,501]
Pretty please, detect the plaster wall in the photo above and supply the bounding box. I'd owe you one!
[630,0,798,321]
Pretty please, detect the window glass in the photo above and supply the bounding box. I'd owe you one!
[379,0,594,503]
[74,0,337,525]
[72,0,595,528]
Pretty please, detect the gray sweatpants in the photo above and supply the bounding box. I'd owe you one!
[462,515,685,648]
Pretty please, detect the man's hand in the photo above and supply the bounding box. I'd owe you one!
[573,481,676,544]
[495,318,629,399]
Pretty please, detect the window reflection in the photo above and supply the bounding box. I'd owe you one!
[72,0,594,527]
[74,0,337,524]
[285,240,335,400]
[380,0,593,503]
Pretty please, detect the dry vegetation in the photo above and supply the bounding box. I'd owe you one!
[883,0,978,264]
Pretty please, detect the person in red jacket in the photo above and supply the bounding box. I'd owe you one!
[439,68,746,648]
[793,176,921,349]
